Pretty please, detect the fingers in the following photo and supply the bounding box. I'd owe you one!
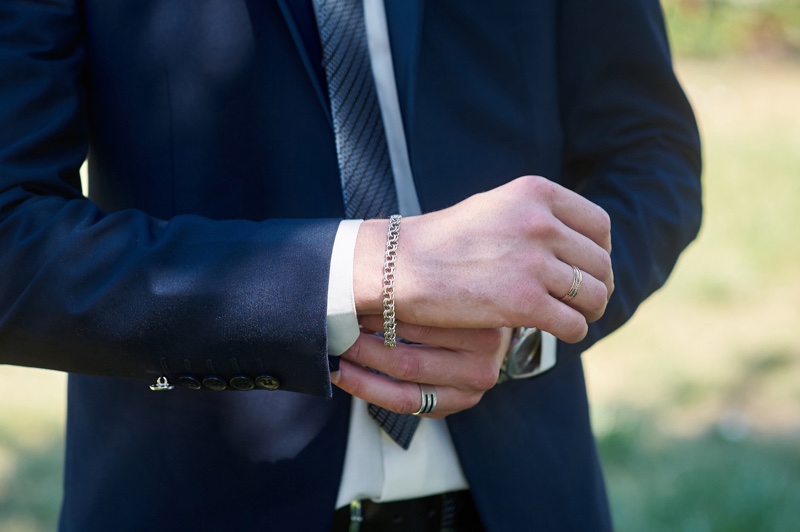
[366,176,615,344]
[543,178,612,254]
[359,315,507,354]
[332,359,483,418]
[525,297,589,344]
[333,324,510,417]
[511,177,614,328]
[514,174,613,289]
[341,331,502,392]
[510,242,608,332]
[551,222,615,300]
[518,261,607,342]
[549,261,610,324]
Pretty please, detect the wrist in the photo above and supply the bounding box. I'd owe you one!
[353,215,429,322]
[353,219,386,315]
[382,215,401,347]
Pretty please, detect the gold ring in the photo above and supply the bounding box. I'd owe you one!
[412,384,437,416]
[560,265,583,303]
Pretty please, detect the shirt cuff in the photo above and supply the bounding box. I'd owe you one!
[327,219,364,356]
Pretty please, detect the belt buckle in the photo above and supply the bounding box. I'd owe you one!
[349,500,363,532]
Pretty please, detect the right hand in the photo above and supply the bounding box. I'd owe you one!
[332,317,512,417]
[353,175,614,343]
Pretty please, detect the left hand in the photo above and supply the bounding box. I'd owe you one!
[352,176,613,344]
[331,316,512,418]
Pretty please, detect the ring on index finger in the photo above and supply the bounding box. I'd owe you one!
[412,384,437,416]
[560,265,583,303]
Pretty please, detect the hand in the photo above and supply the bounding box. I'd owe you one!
[331,317,512,417]
[353,176,614,343]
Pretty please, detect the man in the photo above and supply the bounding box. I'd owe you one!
[0,0,701,530]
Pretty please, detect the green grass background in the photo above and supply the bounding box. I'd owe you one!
[2,3,800,530]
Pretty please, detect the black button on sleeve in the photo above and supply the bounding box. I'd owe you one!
[178,376,202,390]
[254,375,280,390]
[230,376,255,391]
[202,376,227,391]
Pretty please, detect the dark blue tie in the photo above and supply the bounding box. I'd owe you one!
[314,0,419,449]
[314,0,398,219]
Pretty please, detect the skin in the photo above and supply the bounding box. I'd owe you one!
[333,175,614,416]
[333,317,512,418]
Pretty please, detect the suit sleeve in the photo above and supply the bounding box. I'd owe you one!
[0,1,337,397]
[556,0,703,358]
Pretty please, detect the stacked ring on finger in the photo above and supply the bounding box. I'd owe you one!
[560,265,583,303]
[412,384,437,416]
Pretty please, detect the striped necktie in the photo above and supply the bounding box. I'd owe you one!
[314,0,420,449]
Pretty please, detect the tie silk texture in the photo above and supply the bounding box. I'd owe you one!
[314,0,419,449]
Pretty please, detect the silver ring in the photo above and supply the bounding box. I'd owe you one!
[560,265,583,303]
[412,384,437,416]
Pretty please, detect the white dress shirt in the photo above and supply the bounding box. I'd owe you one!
[325,0,556,509]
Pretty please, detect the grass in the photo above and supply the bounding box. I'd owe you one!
[0,367,66,532]
[0,427,64,532]
[663,0,800,58]
[598,416,800,531]
[2,58,800,531]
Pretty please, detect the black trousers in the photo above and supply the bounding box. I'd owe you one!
[331,491,485,532]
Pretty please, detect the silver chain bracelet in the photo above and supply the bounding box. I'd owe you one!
[383,214,401,348]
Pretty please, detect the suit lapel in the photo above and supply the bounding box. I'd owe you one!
[274,0,331,124]
[384,0,424,133]
[275,0,425,132]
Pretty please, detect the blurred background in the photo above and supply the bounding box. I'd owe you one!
[1,1,799,530]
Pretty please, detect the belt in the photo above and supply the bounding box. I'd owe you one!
[330,490,484,532]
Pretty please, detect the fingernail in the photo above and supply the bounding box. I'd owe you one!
[330,370,341,384]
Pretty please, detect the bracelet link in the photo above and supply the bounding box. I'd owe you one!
[383,214,401,348]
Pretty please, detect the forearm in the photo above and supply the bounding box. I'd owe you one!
[0,195,340,396]
[0,0,347,396]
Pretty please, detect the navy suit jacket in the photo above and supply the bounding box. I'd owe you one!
[0,0,701,530]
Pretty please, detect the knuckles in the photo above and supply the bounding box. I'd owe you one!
[515,284,549,323]
[562,316,589,344]
[586,282,609,322]
[524,212,559,242]
[463,391,485,410]
[465,358,501,392]
[473,369,500,392]
[598,250,613,278]
[392,352,423,382]
[343,371,367,399]
[344,337,366,364]
[473,327,504,354]
[515,175,553,199]
[596,208,612,236]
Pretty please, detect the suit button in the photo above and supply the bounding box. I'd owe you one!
[230,376,255,391]
[202,376,227,391]
[255,375,280,390]
[178,376,202,390]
